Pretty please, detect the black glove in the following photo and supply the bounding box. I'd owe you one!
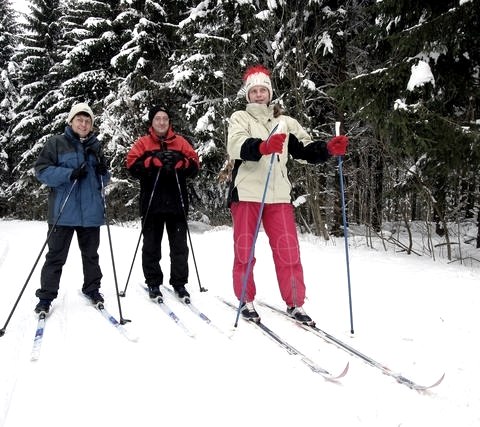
[154,150,184,170]
[95,162,108,176]
[128,159,146,178]
[70,162,87,181]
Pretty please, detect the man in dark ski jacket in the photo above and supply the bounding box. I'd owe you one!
[33,102,110,314]
[126,105,200,301]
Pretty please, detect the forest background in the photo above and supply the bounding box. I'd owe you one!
[0,0,479,263]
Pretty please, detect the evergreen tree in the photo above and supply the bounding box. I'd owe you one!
[0,0,20,216]
[6,0,64,218]
[1,0,477,256]
[267,0,360,237]
[101,0,195,220]
[166,0,280,225]
[332,0,480,253]
[59,0,124,113]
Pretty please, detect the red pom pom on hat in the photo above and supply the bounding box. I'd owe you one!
[243,65,271,81]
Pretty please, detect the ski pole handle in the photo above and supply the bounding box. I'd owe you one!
[335,121,341,137]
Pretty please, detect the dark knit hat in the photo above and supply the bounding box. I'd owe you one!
[148,105,170,124]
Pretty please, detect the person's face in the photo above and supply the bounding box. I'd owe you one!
[71,113,93,138]
[152,111,170,136]
[248,86,270,104]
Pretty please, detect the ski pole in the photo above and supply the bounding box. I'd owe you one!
[96,163,131,324]
[335,121,354,334]
[234,124,279,327]
[174,169,207,292]
[0,179,78,337]
[119,166,161,297]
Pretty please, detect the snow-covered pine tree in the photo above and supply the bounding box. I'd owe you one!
[58,0,124,118]
[0,0,20,216]
[6,0,64,218]
[102,0,195,220]
[166,0,281,225]
[332,0,480,257]
[267,0,355,238]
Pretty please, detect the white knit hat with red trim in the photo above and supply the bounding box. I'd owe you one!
[243,65,273,103]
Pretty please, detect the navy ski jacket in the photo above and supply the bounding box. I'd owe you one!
[34,126,110,227]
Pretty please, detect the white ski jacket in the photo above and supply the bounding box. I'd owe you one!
[227,103,329,205]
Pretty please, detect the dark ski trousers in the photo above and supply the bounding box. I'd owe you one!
[36,225,103,300]
[142,213,189,289]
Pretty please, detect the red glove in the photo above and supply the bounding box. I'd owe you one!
[259,133,286,156]
[327,135,349,156]
[174,158,189,169]
[144,156,162,168]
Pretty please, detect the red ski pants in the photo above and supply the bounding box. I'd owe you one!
[230,201,306,307]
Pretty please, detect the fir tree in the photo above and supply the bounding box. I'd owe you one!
[102,0,195,220]
[0,0,20,215]
[332,0,480,255]
[166,0,277,224]
[6,0,64,218]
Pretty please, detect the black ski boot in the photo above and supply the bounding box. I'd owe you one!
[287,306,315,326]
[241,301,260,323]
[34,299,52,314]
[148,285,163,301]
[174,285,190,303]
[84,289,104,307]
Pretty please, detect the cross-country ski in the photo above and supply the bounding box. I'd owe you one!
[259,301,445,391]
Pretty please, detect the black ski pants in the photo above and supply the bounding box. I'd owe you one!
[142,213,189,289]
[36,225,103,300]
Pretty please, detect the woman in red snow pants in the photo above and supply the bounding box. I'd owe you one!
[226,65,348,323]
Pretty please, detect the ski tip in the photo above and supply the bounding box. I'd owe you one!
[416,372,446,391]
[319,361,350,381]
[433,372,446,388]
[398,371,446,391]
[333,361,350,380]
[0,328,5,337]
[123,329,140,343]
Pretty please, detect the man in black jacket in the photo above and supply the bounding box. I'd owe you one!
[126,105,200,301]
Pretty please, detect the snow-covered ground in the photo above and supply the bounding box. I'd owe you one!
[0,219,479,427]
